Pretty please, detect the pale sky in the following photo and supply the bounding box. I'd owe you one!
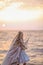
[0,0,43,30]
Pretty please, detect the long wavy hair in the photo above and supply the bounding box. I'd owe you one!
[10,31,26,50]
[16,31,23,42]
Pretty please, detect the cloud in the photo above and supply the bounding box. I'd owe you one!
[13,0,43,6]
[9,0,43,10]
[0,0,43,30]
[0,0,43,10]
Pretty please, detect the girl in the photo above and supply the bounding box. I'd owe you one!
[2,31,29,65]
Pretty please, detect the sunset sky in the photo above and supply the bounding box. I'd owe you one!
[0,0,43,30]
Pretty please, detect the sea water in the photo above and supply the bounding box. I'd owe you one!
[0,30,43,65]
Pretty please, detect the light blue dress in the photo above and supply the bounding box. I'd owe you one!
[2,38,29,65]
[18,49,29,64]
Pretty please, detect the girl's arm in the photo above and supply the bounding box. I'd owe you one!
[20,39,27,49]
[24,37,29,44]
[24,33,31,44]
